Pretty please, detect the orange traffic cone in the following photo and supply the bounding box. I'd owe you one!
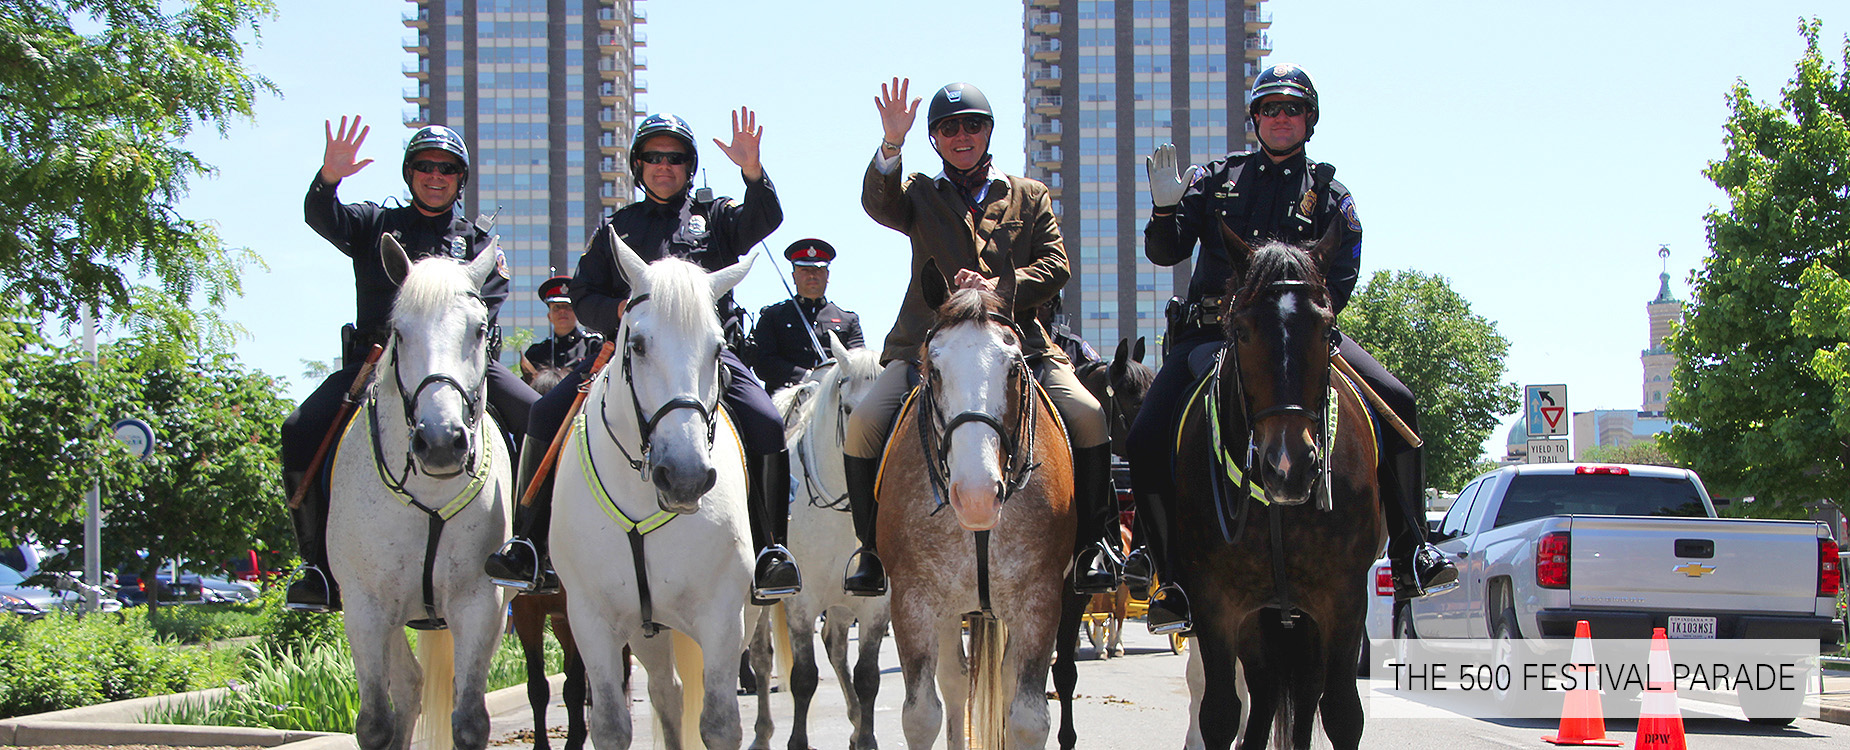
[1633,627,1687,750]
[1543,620,1622,745]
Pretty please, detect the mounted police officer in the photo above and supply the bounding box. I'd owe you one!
[1127,64,1458,634]
[282,115,540,612]
[520,275,602,379]
[485,109,804,604]
[839,78,1121,599]
[751,238,865,393]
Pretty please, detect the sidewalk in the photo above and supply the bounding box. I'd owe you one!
[1814,666,1850,725]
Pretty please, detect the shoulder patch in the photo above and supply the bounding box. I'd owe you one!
[495,245,511,279]
[1339,195,1362,232]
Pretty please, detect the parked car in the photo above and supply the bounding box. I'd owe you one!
[198,574,260,603]
[0,563,122,618]
[116,562,206,606]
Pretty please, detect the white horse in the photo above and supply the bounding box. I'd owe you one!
[747,332,890,750]
[328,236,513,750]
[550,229,756,750]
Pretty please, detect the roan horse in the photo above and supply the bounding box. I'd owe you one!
[880,261,1075,750]
[1051,339,1153,749]
[747,331,890,750]
[549,230,756,750]
[328,236,514,750]
[1172,224,1385,750]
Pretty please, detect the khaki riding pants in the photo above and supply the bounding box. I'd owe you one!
[845,357,1109,461]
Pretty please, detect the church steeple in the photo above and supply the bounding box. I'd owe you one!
[1641,245,1683,415]
[1653,245,1679,304]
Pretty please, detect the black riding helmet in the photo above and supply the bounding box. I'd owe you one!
[927,82,994,130]
[630,113,697,191]
[1248,63,1320,139]
[402,125,470,191]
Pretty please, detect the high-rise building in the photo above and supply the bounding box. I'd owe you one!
[403,0,645,360]
[1023,0,1270,351]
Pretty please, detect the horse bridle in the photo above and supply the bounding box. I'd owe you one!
[917,311,1042,511]
[1221,279,1335,490]
[797,361,855,512]
[379,293,491,482]
[596,292,723,481]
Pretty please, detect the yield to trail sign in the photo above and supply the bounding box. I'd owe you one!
[1525,384,1568,437]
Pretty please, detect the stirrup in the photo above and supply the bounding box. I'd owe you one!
[1145,584,1192,636]
[486,537,553,593]
[842,547,887,597]
[1122,548,1154,599]
[284,565,335,613]
[751,545,801,604]
[1072,542,1121,596]
[1394,546,1459,601]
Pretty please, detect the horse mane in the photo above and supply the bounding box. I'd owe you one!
[391,257,479,329]
[1225,242,1329,314]
[775,380,821,439]
[633,257,723,338]
[917,287,1007,362]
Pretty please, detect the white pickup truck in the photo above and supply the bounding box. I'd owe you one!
[1396,463,1844,651]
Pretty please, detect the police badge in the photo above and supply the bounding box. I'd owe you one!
[687,215,708,235]
[1297,187,1318,218]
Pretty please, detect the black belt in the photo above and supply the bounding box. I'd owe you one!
[1184,295,1230,327]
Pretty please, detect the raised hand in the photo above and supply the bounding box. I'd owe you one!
[1146,143,1197,208]
[875,77,920,147]
[711,106,764,182]
[321,115,374,183]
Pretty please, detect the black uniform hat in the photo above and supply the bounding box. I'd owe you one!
[403,125,471,190]
[1248,63,1320,137]
[537,276,572,303]
[927,83,994,128]
[784,238,836,267]
[630,113,697,189]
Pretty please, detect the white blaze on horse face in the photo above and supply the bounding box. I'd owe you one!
[1255,288,1321,506]
[929,319,1019,532]
[392,259,490,476]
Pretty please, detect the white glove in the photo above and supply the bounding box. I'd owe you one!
[1146,143,1196,208]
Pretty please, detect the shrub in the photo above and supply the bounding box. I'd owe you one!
[0,609,226,718]
[148,601,267,644]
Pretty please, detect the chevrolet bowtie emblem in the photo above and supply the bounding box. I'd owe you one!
[1672,562,1716,578]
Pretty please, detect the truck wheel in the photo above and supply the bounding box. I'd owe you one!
[1393,605,1416,669]
[1492,610,1519,706]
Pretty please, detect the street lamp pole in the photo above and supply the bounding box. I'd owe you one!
[81,305,101,612]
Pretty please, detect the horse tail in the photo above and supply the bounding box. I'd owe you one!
[415,628,457,750]
[664,629,704,750]
[966,613,1009,750]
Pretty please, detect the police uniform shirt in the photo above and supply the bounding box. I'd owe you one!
[570,176,782,339]
[751,295,864,391]
[1144,150,1362,316]
[303,172,509,337]
[523,326,602,371]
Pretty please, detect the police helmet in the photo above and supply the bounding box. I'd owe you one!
[402,125,470,190]
[630,113,698,189]
[1248,63,1320,136]
[927,83,994,129]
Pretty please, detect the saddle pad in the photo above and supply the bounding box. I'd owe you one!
[875,378,1067,500]
[1174,365,1378,505]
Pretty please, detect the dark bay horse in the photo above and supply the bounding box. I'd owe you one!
[1172,224,1386,749]
[1052,337,1153,750]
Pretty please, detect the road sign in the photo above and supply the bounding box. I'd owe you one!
[1526,438,1569,464]
[110,418,155,460]
[1524,384,1569,437]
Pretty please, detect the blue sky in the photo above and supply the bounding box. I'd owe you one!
[175,0,1843,461]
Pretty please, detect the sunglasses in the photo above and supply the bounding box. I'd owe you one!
[636,151,691,166]
[409,160,464,176]
[933,117,991,138]
[1256,101,1309,118]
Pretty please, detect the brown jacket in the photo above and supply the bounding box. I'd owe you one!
[861,156,1070,365]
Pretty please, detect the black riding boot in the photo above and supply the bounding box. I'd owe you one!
[1136,491,1191,635]
[284,471,341,612]
[748,449,801,604]
[841,454,887,597]
[1385,448,1458,601]
[1070,445,1122,595]
[485,445,560,593]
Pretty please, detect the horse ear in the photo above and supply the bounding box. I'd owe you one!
[1114,338,1131,366]
[711,252,755,298]
[827,329,850,363]
[1217,218,1256,285]
[379,233,413,286]
[1308,220,1345,276]
[920,258,948,310]
[1133,336,1147,364]
[606,225,650,292]
[1109,338,1129,381]
[465,238,500,291]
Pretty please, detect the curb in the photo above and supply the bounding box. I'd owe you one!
[0,675,549,748]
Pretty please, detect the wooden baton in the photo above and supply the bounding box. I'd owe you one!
[521,339,618,507]
[1331,350,1423,449]
[288,344,386,510]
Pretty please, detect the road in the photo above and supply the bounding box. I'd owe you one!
[485,622,1850,749]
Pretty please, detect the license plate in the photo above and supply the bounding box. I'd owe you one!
[1667,615,1717,639]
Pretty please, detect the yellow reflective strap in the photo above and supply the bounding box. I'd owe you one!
[347,400,487,520]
[575,414,677,534]
[1195,372,1269,506]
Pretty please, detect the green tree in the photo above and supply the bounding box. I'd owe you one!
[0,0,275,339]
[1338,269,1521,492]
[1665,19,1850,511]
[1579,439,1682,468]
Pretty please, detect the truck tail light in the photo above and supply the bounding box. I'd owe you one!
[1574,465,1630,475]
[1821,537,1842,597]
[1537,531,1570,589]
[1375,565,1395,596]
